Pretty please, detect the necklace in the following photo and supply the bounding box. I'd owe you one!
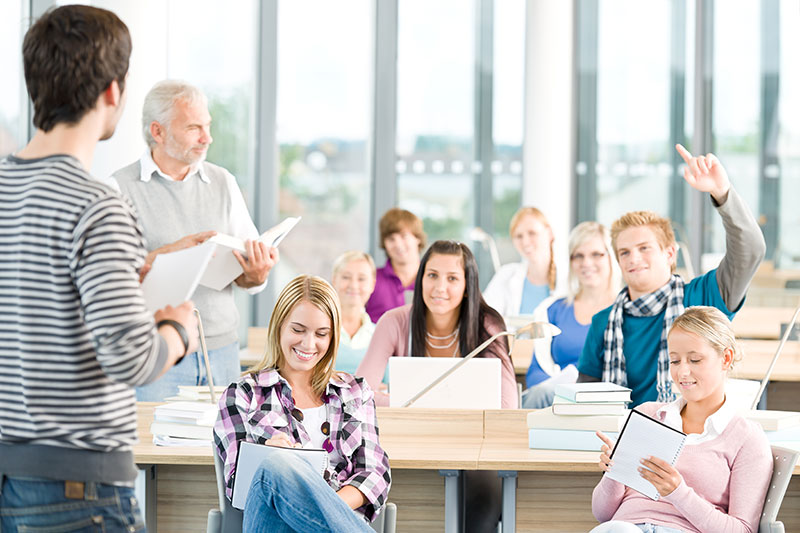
[425,333,459,350]
[426,328,458,340]
[426,340,459,357]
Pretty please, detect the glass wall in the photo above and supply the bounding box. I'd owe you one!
[491,0,525,262]
[395,0,525,281]
[274,0,372,285]
[0,0,28,158]
[395,0,476,245]
[576,0,694,248]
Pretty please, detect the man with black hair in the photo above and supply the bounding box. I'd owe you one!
[0,5,197,530]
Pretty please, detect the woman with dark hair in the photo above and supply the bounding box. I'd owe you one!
[357,240,516,533]
[357,240,517,408]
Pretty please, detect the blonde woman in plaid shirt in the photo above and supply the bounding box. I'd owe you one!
[213,275,391,532]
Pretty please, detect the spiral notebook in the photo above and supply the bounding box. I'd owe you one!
[605,408,687,500]
[231,441,328,510]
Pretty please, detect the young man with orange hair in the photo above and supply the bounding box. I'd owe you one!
[577,145,766,406]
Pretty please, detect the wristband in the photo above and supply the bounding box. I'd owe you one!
[157,319,190,359]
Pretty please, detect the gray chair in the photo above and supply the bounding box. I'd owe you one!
[759,445,800,533]
[207,447,396,533]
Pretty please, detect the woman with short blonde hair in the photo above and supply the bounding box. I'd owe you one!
[331,251,383,380]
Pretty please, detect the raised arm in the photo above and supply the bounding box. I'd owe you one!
[675,144,766,310]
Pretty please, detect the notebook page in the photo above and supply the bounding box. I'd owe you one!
[231,441,329,510]
[605,409,686,500]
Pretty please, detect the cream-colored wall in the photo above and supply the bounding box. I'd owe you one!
[523,0,575,284]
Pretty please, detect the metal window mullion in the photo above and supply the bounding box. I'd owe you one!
[759,0,780,263]
[692,0,713,273]
[252,0,279,328]
[370,0,399,261]
[668,0,688,253]
[475,0,494,283]
[573,0,598,223]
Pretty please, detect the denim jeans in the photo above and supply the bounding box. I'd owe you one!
[136,341,240,401]
[242,453,373,533]
[0,476,144,533]
[521,380,558,409]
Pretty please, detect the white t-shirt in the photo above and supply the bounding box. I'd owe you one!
[300,404,328,449]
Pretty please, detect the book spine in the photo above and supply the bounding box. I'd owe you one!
[528,428,619,451]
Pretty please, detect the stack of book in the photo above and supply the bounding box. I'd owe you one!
[743,410,800,443]
[527,382,631,451]
[165,385,227,403]
[150,401,218,447]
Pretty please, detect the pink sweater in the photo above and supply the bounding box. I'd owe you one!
[355,304,518,408]
[592,402,773,533]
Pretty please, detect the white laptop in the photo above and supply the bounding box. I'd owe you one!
[388,357,501,409]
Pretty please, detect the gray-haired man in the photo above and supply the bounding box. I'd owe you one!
[112,80,278,400]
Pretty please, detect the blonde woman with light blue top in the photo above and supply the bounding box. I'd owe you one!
[331,251,386,384]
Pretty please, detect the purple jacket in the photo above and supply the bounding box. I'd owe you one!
[365,260,415,323]
[213,369,391,521]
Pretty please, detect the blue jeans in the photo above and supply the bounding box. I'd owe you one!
[0,476,144,533]
[136,341,240,401]
[243,454,373,533]
[521,380,557,409]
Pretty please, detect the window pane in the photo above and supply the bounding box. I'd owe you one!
[594,0,672,225]
[708,0,760,257]
[166,0,258,206]
[396,0,476,244]
[0,1,28,157]
[777,0,800,267]
[492,0,525,261]
[275,0,372,283]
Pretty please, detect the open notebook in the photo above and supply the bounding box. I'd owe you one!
[605,409,687,500]
[231,441,328,510]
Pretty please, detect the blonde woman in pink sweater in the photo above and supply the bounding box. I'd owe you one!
[591,306,772,533]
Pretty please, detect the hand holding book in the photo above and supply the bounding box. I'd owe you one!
[637,455,683,498]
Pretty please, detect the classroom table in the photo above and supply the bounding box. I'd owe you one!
[479,409,800,533]
[134,404,483,533]
[136,404,800,533]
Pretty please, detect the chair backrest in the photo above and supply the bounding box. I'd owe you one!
[725,378,761,412]
[212,446,243,533]
[759,445,800,533]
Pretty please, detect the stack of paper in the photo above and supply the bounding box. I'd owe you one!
[551,383,631,416]
[164,385,227,403]
[151,401,218,445]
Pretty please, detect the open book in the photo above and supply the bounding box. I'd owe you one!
[141,243,216,313]
[231,441,328,510]
[199,216,301,291]
[605,409,687,500]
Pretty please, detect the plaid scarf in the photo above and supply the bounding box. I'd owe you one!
[602,275,685,402]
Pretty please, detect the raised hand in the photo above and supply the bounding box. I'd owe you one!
[675,144,730,203]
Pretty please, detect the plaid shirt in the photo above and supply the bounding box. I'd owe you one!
[213,369,391,522]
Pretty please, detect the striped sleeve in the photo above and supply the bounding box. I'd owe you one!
[70,194,166,385]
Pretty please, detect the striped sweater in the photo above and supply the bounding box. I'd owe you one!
[0,154,168,484]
